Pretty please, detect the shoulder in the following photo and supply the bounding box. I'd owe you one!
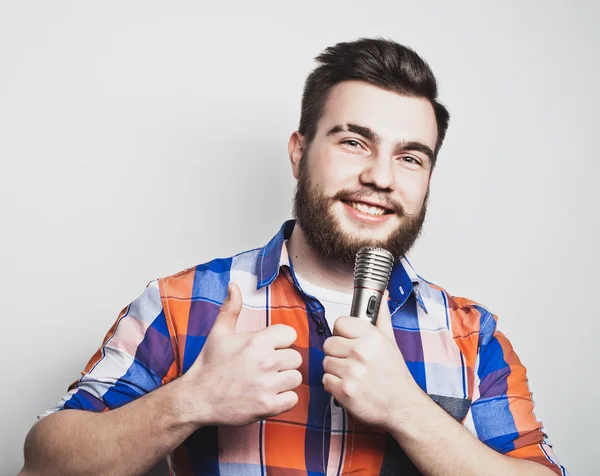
[156,246,264,302]
[154,247,267,338]
[417,276,498,346]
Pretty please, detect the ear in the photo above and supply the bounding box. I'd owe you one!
[288,131,305,180]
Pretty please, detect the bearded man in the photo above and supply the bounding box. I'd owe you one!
[21,38,567,475]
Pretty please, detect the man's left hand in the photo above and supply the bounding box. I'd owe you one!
[322,291,422,431]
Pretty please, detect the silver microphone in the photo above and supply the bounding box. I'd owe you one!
[350,247,394,325]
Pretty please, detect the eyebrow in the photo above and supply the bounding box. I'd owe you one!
[326,122,435,163]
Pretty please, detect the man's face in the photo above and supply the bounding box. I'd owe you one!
[291,80,438,265]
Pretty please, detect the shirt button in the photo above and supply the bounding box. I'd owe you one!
[317,322,326,334]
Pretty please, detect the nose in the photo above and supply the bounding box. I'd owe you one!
[358,154,395,192]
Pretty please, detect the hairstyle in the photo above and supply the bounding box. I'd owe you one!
[299,38,450,165]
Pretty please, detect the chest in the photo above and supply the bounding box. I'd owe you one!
[174,280,475,474]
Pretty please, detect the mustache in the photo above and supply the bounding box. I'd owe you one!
[332,189,405,216]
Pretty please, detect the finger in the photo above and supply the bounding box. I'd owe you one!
[275,348,303,371]
[322,372,343,398]
[274,369,302,393]
[333,316,370,339]
[211,282,243,335]
[375,290,395,341]
[322,356,348,378]
[271,390,299,415]
[323,336,353,358]
[258,324,298,349]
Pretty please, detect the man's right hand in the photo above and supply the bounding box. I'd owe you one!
[180,282,303,427]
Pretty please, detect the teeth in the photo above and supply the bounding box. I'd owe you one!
[350,201,386,216]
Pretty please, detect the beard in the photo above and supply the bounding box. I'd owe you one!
[292,156,428,266]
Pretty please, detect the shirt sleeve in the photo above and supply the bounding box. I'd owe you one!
[39,280,177,419]
[469,306,568,475]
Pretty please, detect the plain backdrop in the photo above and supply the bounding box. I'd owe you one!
[1,1,598,474]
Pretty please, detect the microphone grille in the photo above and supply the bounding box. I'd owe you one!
[353,247,395,286]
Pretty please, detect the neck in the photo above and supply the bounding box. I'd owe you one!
[287,223,354,293]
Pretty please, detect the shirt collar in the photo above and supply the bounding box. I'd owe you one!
[256,219,427,313]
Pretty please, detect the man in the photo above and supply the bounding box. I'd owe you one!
[21,38,567,475]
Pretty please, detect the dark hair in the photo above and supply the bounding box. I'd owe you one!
[299,38,450,165]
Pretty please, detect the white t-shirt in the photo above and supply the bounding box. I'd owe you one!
[295,273,353,333]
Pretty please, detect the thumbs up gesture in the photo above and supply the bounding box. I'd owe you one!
[322,291,422,430]
[181,283,303,427]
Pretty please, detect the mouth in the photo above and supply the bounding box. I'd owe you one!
[340,200,394,217]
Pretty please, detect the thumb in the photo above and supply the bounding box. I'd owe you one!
[375,290,395,341]
[212,282,243,334]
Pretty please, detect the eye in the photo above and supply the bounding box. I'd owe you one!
[399,155,422,166]
[340,139,363,150]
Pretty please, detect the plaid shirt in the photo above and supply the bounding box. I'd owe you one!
[43,220,567,475]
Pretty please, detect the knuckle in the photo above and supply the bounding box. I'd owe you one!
[349,363,364,380]
[258,356,276,372]
[350,346,367,362]
[264,376,278,392]
[280,371,300,390]
[341,380,357,399]
[257,394,274,414]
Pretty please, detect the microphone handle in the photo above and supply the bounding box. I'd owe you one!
[350,285,385,325]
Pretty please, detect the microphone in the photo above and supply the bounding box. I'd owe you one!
[350,247,394,325]
[331,247,395,408]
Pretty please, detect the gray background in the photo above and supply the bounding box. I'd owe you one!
[1,1,597,474]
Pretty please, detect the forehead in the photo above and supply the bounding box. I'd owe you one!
[318,80,438,150]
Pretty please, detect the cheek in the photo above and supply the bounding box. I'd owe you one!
[396,173,429,212]
[310,148,361,192]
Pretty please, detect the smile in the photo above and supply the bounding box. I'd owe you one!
[342,200,392,216]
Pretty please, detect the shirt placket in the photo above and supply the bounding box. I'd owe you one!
[305,298,347,476]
